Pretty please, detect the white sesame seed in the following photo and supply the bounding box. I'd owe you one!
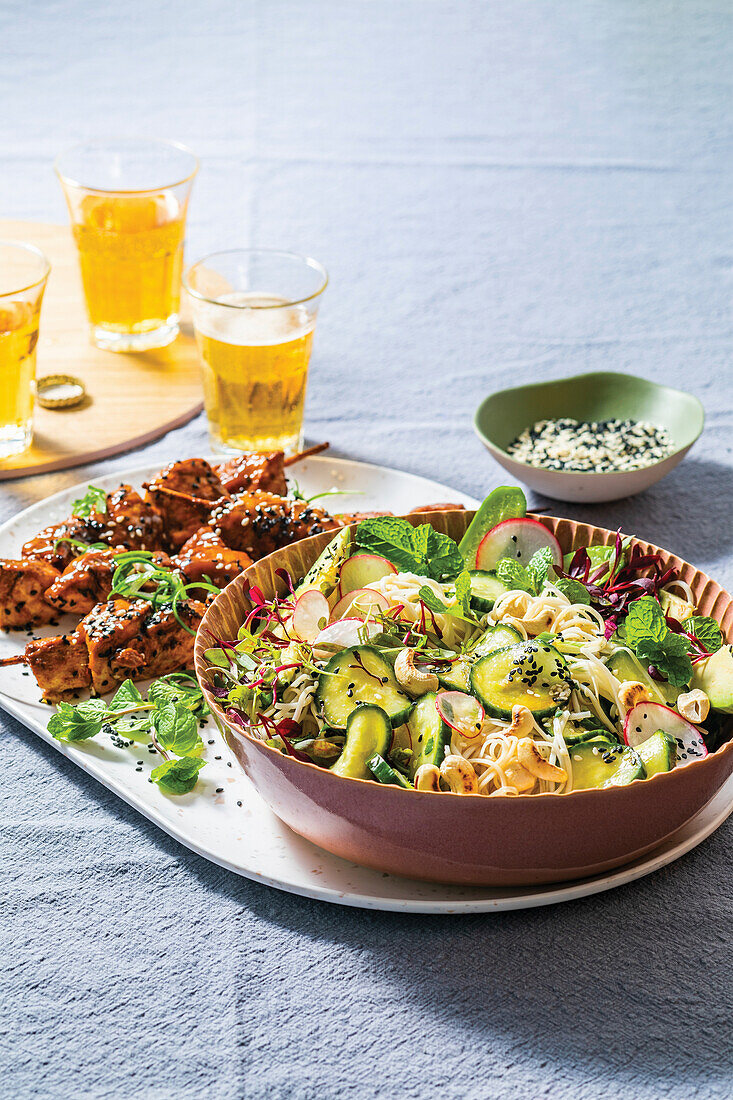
[506,417,674,473]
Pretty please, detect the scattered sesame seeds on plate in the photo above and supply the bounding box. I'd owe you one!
[506,417,674,474]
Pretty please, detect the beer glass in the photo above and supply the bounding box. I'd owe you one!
[184,249,328,454]
[0,242,51,457]
[56,139,198,351]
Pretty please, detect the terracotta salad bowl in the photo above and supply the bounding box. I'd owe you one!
[194,510,733,886]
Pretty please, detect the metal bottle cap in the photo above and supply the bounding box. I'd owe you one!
[36,374,87,409]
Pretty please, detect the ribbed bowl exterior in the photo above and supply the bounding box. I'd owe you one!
[194,512,733,886]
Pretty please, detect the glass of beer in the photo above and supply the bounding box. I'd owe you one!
[55,139,198,352]
[184,249,328,454]
[0,241,51,458]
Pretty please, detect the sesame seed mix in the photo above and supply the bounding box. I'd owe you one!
[506,417,674,473]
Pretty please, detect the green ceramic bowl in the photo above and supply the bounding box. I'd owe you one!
[474,371,704,503]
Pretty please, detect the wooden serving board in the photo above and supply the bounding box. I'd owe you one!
[0,219,204,480]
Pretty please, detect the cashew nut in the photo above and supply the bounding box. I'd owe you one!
[439,755,479,794]
[506,704,534,738]
[517,738,567,783]
[617,680,654,717]
[522,606,556,634]
[414,763,442,791]
[677,689,710,724]
[502,760,537,793]
[393,648,439,695]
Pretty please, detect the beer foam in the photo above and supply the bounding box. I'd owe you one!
[194,292,314,346]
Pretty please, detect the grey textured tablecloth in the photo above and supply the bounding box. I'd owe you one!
[2,2,732,1097]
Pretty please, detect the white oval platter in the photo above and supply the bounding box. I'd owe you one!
[0,455,730,913]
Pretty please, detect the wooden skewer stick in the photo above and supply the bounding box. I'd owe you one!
[150,485,219,508]
[0,653,28,667]
[283,441,329,467]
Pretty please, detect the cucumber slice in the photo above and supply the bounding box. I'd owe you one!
[691,645,733,714]
[436,658,471,692]
[469,623,522,659]
[316,645,412,730]
[470,640,571,719]
[295,528,352,598]
[367,752,413,789]
[407,692,450,779]
[570,740,646,790]
[390,722,413,754]
[606,647,679,706]
[636,730,676,778]
[331,705,393,780]
[467,570,512,613]
[563,726,615,746]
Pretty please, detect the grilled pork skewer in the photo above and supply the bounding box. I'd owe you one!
[0,549,173,629]
[0,596,205,701]
[211,493,342,559]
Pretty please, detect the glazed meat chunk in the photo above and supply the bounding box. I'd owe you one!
[0,559,60,627]
[214,451,288,496]
[144,459,229,550]
[78,599,152,694]
[22,519,91,570]
[25,632,92,701]
[83,485,165,551]
[211,493,340,558]
[44,548,171,616]
[174,527,253,590]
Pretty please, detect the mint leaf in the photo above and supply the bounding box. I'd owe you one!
[355,517,426,573]
[48,698,107,742]
[418,571,475,623]
[151,703,202,756]
[149,678,203,713]
[422,527,465,579]
[528,547,554,592]
[623,596,694,687]
[625,597,668,646]
[355,518,464,579]
[683,615,723,654]
[418,585,448,615]
[554,577,591,605]
[112,712,153,741]
[107,679,143,713]
[453,570,472,616]
[151,756,205,795]
[495,558,533,593]
[71,484,107,519]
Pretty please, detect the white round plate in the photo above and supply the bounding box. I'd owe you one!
[1,456,731,912]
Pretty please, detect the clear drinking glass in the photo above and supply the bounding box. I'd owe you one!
[184,249,328,455]
[55,139,198,352]
[0,242,51,458]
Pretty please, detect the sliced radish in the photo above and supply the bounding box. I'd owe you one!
[475,517,562,571]
[623,701,708,765]
[339,554,396,595]
[291,589,330,643]
[436,691,485,739]
[330,588,390,622]
[313,617,383,653]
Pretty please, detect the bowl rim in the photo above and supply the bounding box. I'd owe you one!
[195,510,733,804]
[473,370,705,480]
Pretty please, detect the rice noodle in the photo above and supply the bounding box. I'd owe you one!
[239,563,691,796]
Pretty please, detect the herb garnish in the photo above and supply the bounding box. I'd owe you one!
[71,485,107,519]
[355,517,464,579]
[48,675,208,794]
[624,596,693,687]
[109,551,220,634]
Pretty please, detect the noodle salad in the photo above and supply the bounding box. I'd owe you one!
[203,488,733,797]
